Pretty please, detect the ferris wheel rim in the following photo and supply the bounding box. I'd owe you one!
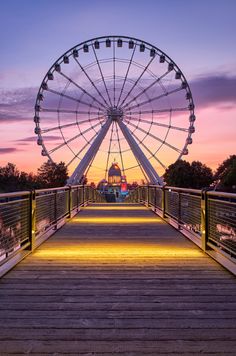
[34,35,195,182]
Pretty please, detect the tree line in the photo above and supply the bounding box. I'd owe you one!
[163,155,236,192]
[0,155,235,193]
[0,161,69,193]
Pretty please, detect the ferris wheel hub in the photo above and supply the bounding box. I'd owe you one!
[107,107,123,121]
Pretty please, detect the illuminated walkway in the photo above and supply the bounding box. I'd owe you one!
[0,203,236,355]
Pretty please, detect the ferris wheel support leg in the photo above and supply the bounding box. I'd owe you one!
[67,119,112,185]
[117,120,163,185]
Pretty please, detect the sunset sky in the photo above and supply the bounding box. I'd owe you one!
[0,0,236,183]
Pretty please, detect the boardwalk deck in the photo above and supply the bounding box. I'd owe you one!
[0,203,236,355]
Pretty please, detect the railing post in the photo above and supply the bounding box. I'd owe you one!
[29,190,36,251]
[154,187,157,210]
[201,189,209,251]
[83,185,85,206]
[147,186,149,206]
[54,190,58,229]
[162,186,166,219]
[178,191,182,230]
[77,186,79,211]
[68,186,72,219]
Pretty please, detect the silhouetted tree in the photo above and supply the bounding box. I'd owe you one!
[190,161,214,189]
[37,160,68,188]
[164,160,193,188]
[0,163,20,192]
[214,155,236,191]
[164,160,213,189]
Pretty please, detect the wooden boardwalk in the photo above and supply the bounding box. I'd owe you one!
[0,203,236,355]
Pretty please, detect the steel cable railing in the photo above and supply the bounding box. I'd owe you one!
[0,185,103,275]
[128,185,236,268]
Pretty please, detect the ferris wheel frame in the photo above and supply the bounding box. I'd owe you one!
[34,35,196,185]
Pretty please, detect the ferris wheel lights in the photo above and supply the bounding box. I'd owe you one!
[106,38,111,47]
[159,55,165,63]
[117,39,123,47]
[175,71,181,79]
[140,43,145,52]
[83,44,89,52]
[150,48,156,57]
[129,40,134,49]
[94,41,100,49]
[63,55,69,64]
[189,114,196,122]
[55,64,61,72]
[186,92,191,100]
[47,72,54,80]
[181,81,187,89]
[34,127,41,134]
[34,115,40,123]
[37,137,43,145]
[72,49,79,58]
[186,137,193,144]
[168,62,174,71]
[42,82,48,90]
[189,126,195,133]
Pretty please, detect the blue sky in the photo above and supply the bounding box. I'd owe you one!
[0,0,236,179]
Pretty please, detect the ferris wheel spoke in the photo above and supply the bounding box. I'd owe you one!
[115,121,125,175]
[66,132,97,167]
[41,108,100,115]
[105,122,115,180]
[125,115,189,132]
[59,71,107,109]
[116,42,137,107]
[124,119,182,154]
[131,130,167,170]
[127,107,189,115]
[113,40,116,106]
[48,121,103,155]
[92,44,113,107]
[120,56,155,107]
[46,88,101,111]
[123,70,169,109]
[41,116,105,134]
[73,57,109,107]
[126,87,183,111]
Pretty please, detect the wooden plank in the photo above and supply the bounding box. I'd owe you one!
[0,202,235,355]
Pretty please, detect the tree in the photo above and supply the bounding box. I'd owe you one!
[0,163,20,192]
[190,161,214,189]
[214,155,236,191]
[37,160,68,188]
[163,160,193,188]
[163,160,213,189]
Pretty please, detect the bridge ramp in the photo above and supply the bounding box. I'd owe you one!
[0,203,236,355]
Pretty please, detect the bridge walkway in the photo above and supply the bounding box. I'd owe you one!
[0,203,236,355]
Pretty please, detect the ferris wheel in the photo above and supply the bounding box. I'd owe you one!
[34,36,195,184]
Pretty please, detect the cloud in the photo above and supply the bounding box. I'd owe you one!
[190,75,236,108]
[0,73,235,125]
[15,135,61,142]
[0,148,19,154]
[0,87,37,123]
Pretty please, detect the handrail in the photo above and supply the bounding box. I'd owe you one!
[0,185,104,277]
[127,185,236,274]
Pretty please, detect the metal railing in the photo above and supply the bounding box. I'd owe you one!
[0,185,102,274]
[128,185,236,269]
